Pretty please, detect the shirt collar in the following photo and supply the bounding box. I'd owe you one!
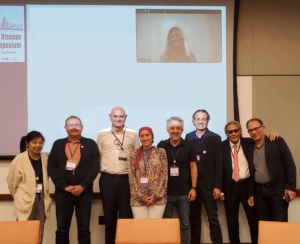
[255,139,265,149]
[167,137,185,147]
[229,139,241,148]
[67,137,81,143]
[111,126,126,133]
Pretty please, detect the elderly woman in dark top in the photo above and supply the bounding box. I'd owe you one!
[160,26,197,62]
[128,127,168,219]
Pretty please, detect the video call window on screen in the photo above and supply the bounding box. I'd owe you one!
[136,9,222,63]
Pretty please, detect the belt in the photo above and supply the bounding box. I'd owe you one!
[233,178,249,183]
[256,182,273,187]
[101,172,128,179]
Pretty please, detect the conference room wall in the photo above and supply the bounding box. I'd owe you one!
[237,0,300,187]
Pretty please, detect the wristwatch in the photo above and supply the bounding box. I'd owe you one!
[191,186,197,190]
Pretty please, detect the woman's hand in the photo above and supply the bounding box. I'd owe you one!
[144,196,155,205]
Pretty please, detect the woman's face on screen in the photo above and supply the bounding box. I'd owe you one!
[169,29,183,48]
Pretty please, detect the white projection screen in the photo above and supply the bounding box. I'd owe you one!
[0,0,235,155]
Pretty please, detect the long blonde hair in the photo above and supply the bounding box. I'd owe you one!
[165,27,190,60]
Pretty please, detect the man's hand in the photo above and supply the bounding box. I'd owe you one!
[188,189,196,201]
[64,186,75,192]
[285,189,296,202]
[213,188,221,200]
[220,193,225,201]
[268,132,279,141]
[71,185,84,196]
[248,196,255,206]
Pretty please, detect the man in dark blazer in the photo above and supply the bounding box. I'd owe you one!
[185,109,223,244]
[48,115,100,244]
[246,118,296,222]
[221,121,258,244]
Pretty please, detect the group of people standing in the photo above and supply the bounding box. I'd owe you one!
[6,106,296,244]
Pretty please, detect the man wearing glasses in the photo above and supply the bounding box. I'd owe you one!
[221,121,279,244]
[246,118,296,222]
[185,109,223,244]
[221,121,258,244]
[97,106,139,244]
[48,115,100,244]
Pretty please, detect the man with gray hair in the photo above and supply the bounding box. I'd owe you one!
[221,120,258,244]
[157,116,198,244]
[222,120,277,244]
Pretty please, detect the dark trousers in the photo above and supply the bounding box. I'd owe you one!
[55,189,92,244]
[255,185,289,222]
[100,173,132,244]
[224,180,258,244]
[190,178,223,244]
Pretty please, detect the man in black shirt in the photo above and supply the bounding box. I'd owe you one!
[185,109,223,244]
[157,116,197,244]
[48,116,100,244]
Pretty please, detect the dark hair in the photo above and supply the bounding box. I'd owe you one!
[224,121,241,133]
[20,131,45,153]
[192,109,210,121]
[246,118,264,128]
[65,115,82,126]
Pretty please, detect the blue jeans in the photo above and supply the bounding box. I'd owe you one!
[55,189,92,244]
[163,195,190,244]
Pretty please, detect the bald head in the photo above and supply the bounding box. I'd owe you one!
[110,106,126,115]
[109,106,127,131]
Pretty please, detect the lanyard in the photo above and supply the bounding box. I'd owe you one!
[169,145,181,165]
[142,148,153,173]
[28,152,40,181]
[111,128,126,150]
[68,141,80,160]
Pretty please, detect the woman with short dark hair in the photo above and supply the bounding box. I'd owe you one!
[7,131,51,244]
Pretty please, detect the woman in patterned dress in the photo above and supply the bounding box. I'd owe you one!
[128,127,168,218]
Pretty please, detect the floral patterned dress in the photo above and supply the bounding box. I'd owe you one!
[128,147,168,207]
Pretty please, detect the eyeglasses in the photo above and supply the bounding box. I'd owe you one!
[247,126,262,133]
[226,129,240,134]
[66,124,82,129]
[194,118,207,122]
[114,139,124,150]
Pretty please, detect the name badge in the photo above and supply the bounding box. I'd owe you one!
[36,183,43,193]
[66,160,76,171]
[118,151,127,161]
[170,166,179,176]
[140,177,148,188]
